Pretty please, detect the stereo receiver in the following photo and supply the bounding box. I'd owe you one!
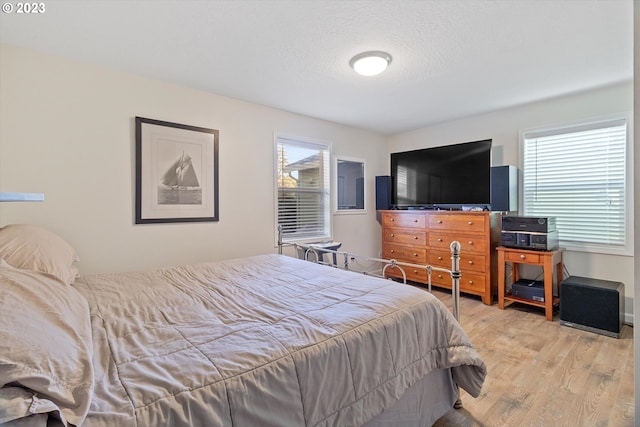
[501,216,556,233]
[500,216,559,251]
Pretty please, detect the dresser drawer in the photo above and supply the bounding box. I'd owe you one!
[457,235,486,254]
[505,251,541,264]
[430,249,486,274]
[429,232,485,254]
[432,270,485,293]
[459,271,486,293]
[429,214,486,233]
[429,250,451,268]
[430,270,453,288]
[460,253,486,274]
[428,232,458,251]
[383,229,427,246]
[385,264,428,283]
[382,212,426,229]
[382,244,427,264]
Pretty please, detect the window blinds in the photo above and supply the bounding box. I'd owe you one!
[522,118,627,251]
[276,137,330,242]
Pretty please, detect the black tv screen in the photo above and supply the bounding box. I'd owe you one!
[390,139,492,208]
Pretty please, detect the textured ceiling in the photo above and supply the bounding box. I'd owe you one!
[0,0,633,135]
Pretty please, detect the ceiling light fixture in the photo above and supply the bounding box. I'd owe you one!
[349,51,392,76]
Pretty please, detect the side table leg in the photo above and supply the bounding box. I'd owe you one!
[498,251,506,309]
[543,255,554,321]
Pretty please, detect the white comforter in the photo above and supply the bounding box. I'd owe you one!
[71,254,485,427]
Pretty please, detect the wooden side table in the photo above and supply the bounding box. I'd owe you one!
[497,246,564,321]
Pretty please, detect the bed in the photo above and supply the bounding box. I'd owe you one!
[0,224,486,427]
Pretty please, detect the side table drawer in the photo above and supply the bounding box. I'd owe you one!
[505,251,541,264]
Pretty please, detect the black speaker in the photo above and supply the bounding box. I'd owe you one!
[490,165,518,212]
[560,276,624,338]
[375,175,392,210]
[356,177,364,209]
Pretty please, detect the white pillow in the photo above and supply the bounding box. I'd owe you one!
[0,224,80,285]
[0,260,93,426]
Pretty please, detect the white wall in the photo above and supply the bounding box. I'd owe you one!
[388,82,635,322]
[0,44,387,274]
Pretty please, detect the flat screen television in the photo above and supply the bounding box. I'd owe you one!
[390,139,492,209]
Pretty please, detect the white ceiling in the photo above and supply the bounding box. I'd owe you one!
[0,0,633,135]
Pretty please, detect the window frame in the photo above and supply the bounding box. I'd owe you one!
[519,113,633,256]
[274,133,332,245]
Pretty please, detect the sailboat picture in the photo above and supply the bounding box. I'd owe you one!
[158,148,203,205]
[136,116,218,224]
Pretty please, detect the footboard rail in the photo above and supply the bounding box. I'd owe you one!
[277,227,461,322]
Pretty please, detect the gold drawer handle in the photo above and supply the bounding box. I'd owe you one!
[437,220,443,224]
[413,253,418,257]
[413,219,418,222]
[467,221,473,225]
[413,236,418,240]
[390,249,395,253]
[468,280,474,285]
[390,217,395,221]
[413,269,419,273]
[468,241,473,245]
[437,274,443,279]
[390,233,395,237]
[437,238,443,242]
[520,254,526,259]
[437,256,443,261]
[468,261,473,265]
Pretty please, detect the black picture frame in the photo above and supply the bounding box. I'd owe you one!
[135,117,219,223]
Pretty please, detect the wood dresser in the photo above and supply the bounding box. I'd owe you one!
[380,210,501,305]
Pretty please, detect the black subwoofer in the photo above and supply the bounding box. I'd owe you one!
[560,275,624,338]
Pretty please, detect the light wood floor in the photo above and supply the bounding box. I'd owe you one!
[429,289,634,427]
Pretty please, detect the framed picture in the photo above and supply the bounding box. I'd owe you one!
[135,117,219,223]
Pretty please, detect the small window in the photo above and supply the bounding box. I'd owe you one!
[335,156,366,213]
[275,135,331,243]
[521,116,632,255]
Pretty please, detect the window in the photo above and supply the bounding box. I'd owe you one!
[522,116,632,255]
[275,135,331,243]
[335,156,366,213]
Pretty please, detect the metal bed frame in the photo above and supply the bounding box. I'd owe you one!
[277,227,464,409]
[277,226,462,322]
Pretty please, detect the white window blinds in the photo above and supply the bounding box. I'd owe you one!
[275,136,331,242]
[522,118,629,254]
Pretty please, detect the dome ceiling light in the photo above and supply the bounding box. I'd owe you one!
[349,51,392,76]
